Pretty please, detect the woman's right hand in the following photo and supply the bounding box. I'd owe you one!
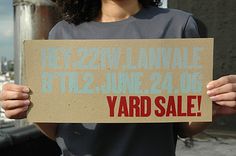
[0,83,31,119]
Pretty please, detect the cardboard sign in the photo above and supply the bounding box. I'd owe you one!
[24,39,213,123]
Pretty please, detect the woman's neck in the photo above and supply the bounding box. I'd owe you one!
[98,0,141,22]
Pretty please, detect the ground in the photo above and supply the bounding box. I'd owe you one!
[176,130,236,156]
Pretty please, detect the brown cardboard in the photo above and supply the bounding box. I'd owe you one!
[24,39,213,123]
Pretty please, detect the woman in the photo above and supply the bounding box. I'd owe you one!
[1,0,236,155]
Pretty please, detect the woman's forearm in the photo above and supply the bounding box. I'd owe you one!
[177,122,211,138]
[34,123,58,140]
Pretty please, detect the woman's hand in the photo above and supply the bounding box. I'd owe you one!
[0,83,31,119]
[207,75,236,117]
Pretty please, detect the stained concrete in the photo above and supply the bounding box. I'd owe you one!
[176,131,236,156]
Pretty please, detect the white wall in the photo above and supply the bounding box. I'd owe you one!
[161,0,168,8]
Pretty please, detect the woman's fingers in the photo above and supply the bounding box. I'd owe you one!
[209,75,236,117]
[1,100,31,110]
[207,83,236,96]
[0,83,30,101]
[0,90,29,100]
[209,92,236,102]
[5,107,29,119]
[0,83,31,119]
[207,75,236,90]
[2,83,30,93]
[215,101,236,108]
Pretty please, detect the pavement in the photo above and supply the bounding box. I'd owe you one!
[176,130,236,156]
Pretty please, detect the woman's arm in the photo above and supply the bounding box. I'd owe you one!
[177,75,236,137]
[176,122,210,138]
[0,83,58,140]
[35,123,58,140]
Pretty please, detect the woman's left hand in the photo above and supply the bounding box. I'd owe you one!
[207,75,236,117]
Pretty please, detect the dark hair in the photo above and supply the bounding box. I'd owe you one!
[54,0,161,25]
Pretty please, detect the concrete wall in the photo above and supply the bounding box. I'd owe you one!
[169,0,236,130]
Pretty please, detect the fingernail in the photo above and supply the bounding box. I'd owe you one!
[24,100,30,105]
[207,84,213,89]
[207,90,211,95]
[23,93,29,98]
[210,96,216,101]
[23,106,29,111]
[23,87,30,93]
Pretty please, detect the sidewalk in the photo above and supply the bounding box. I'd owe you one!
[176,130,236,156]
